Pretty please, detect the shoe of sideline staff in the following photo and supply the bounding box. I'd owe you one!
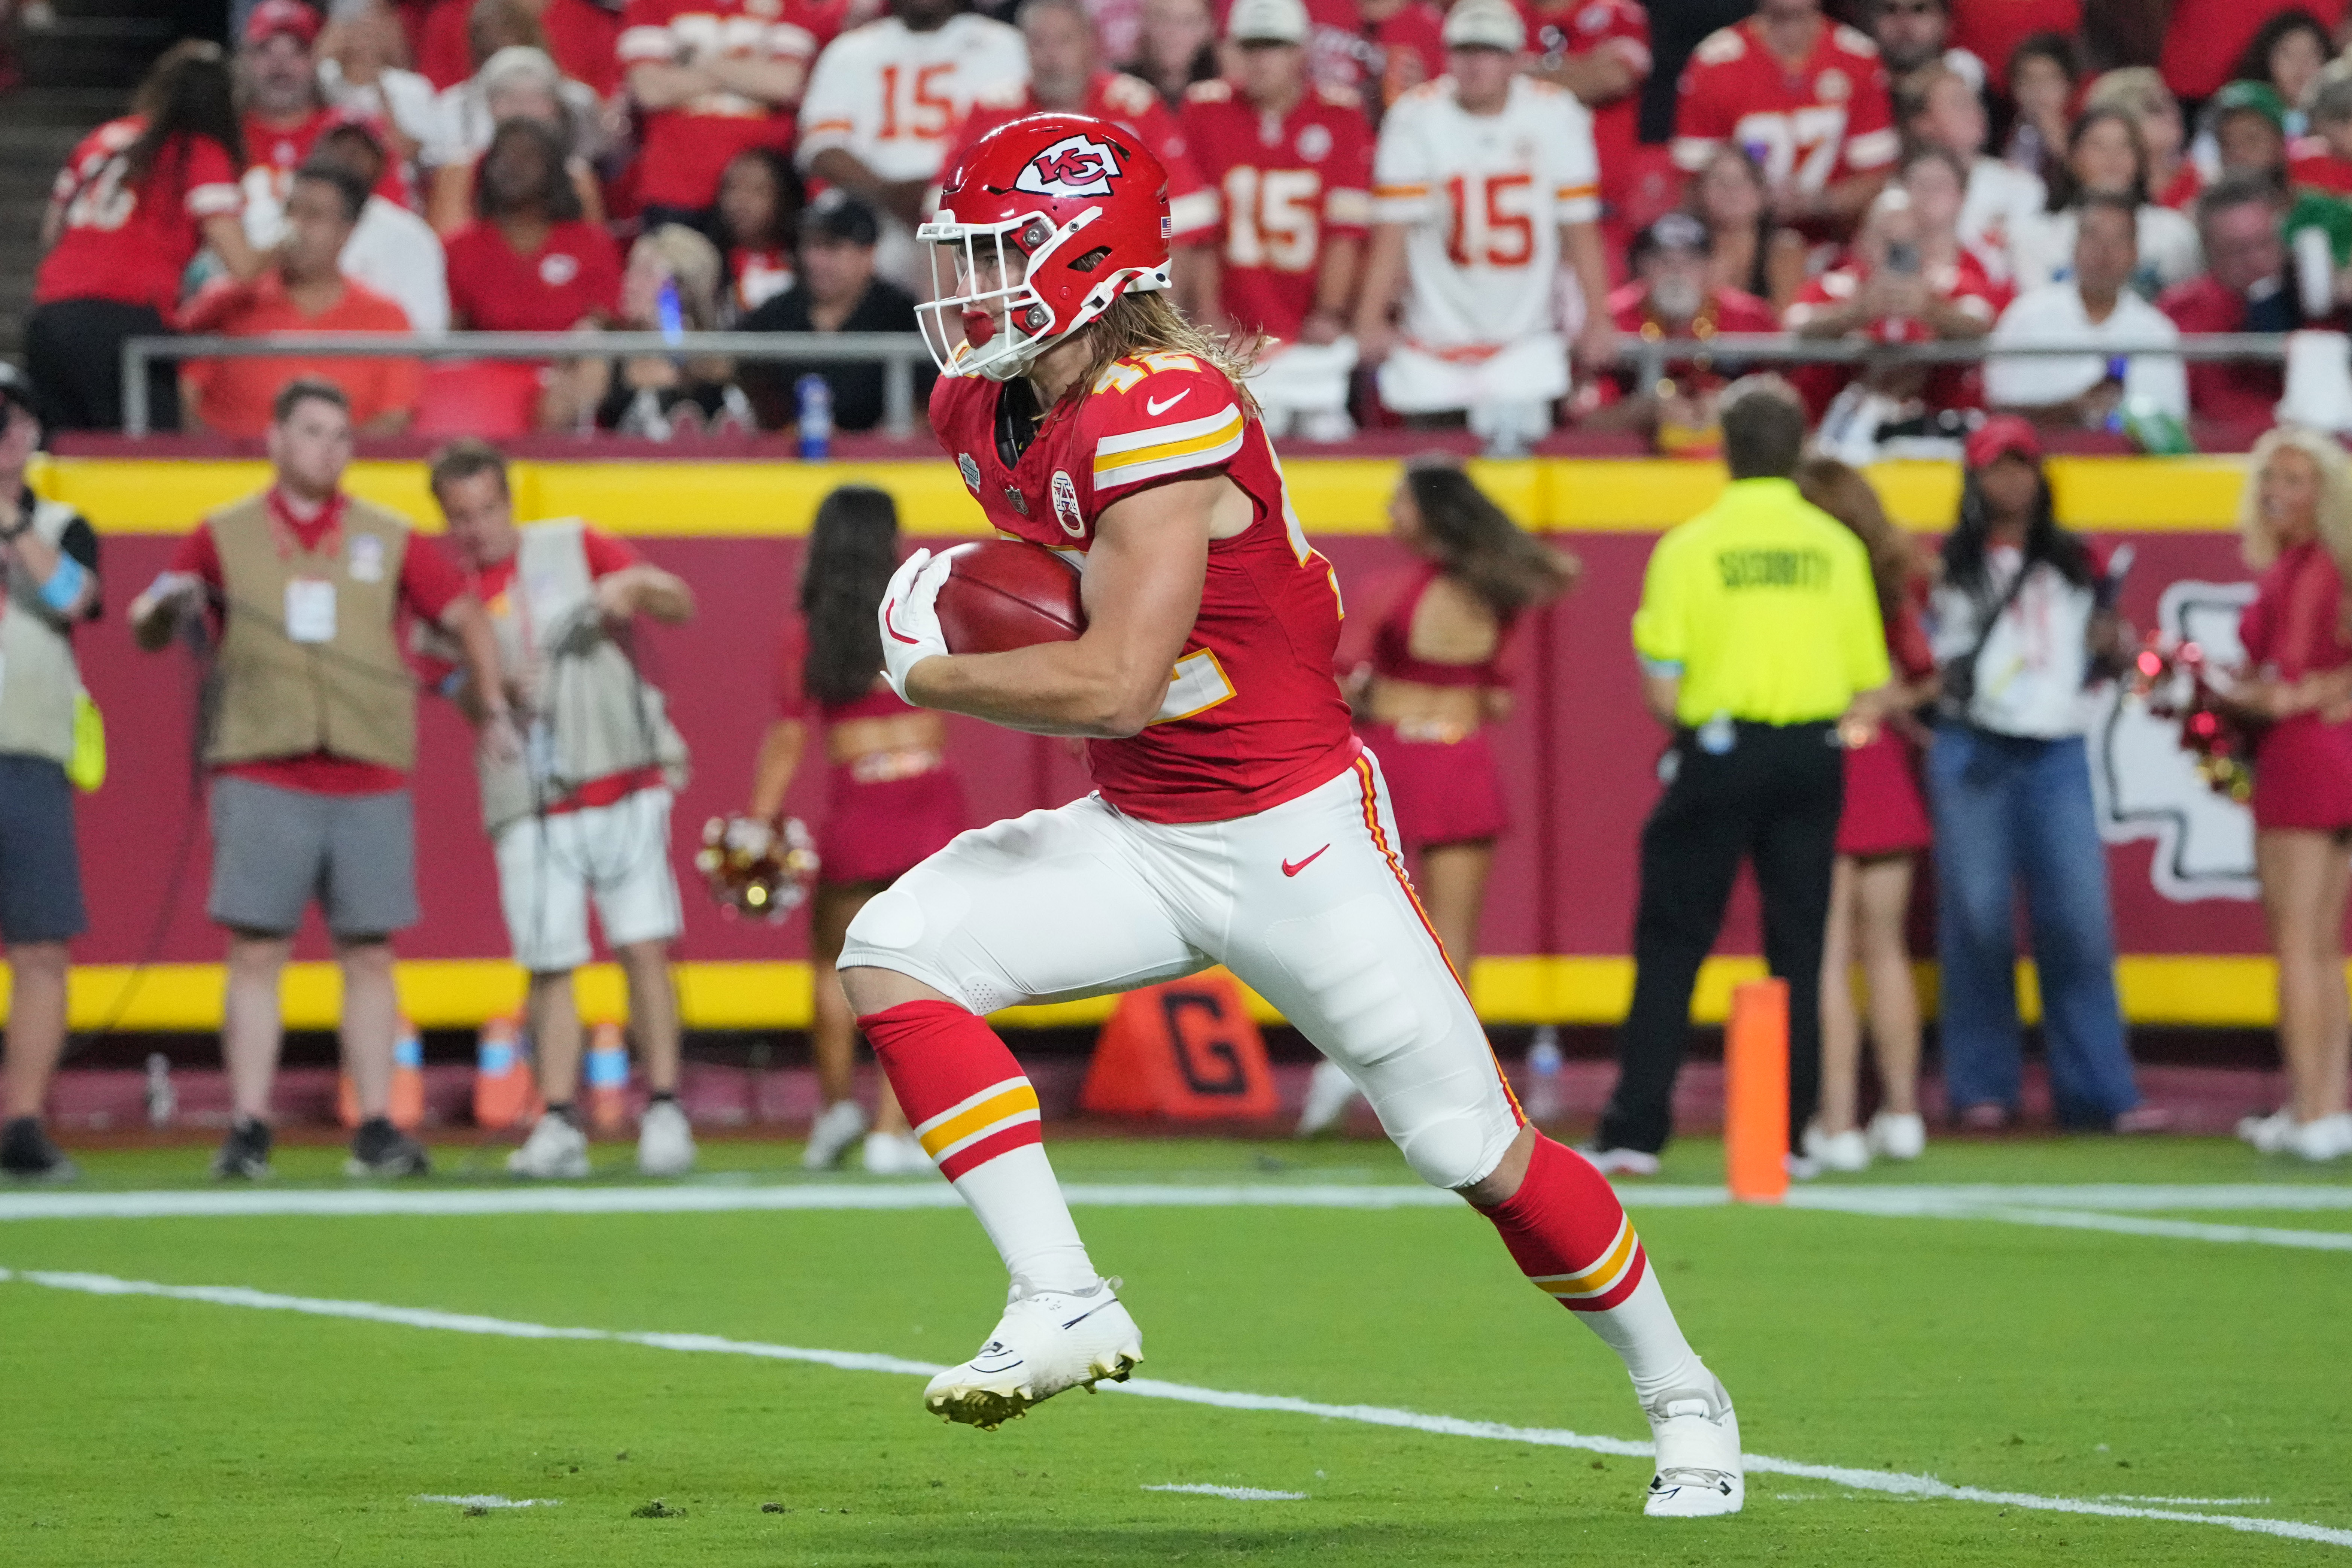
[861,1130,932,1175]
[0,1117,78,1182]
[803,1098,868,1170]
[923,1277,1143,1430]
[1866,1110,1927,1161]
[1643,1372,1745,1517]
[1295,1058,1360,1137]
[346,1116,430,1177]
[636,1098,697,1177]
[1578,1143,1661,1177]
[1801,1124,1870,1173]
[212,1117,273,1180]
[507,1110,591,1179]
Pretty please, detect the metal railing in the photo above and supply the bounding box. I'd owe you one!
[119,328,2310,442]
[121,331,934,439]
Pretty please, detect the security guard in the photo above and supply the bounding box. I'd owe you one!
[1589,378,1891,1173]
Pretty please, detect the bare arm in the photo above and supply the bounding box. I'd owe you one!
[705,54,807,107]
[201,212,266,282]
[130,571,205,650]
[40,197,63,250]
[1535,48,1639,106]
[438,593,522,763]
[807,147,929,228]
[595,561,696,625]
[1351,222,1410,359]
[905,476,1218,737]
[1175,243,1223,326]
[627,60,721,110]
[1307,234,1361,343]
[1640,669,1680,727]
[0,509,97,624]
[747,718,808,819]
[1563,220,1616,363]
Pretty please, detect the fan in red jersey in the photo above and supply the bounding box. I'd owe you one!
[942,0,1216,247]
[1520,0,1661,235]
[1178,0,1374,438]
[237,0,411,219]
[1671,0,1897,238]
[847,109,1747,1519]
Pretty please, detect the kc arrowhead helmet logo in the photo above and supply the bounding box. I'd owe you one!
[1016,134,1125,199]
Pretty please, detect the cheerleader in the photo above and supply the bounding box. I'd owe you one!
[1297,462,1577,1135]
[1794,459,1936,1172]
[2231,428,2352,1162]
[744,486,969,1173]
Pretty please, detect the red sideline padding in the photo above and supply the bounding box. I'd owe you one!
[1079,972,1279,1121]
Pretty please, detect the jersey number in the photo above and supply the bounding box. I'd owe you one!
[878,63,957,139]
[1091,350,1204,396]
[1443,173,1534,268]
[1730,107,1848,191]
[1220,167,1322,273]
[63,155,134,231]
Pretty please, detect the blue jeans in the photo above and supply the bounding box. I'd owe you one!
[1925,726,2141,1126]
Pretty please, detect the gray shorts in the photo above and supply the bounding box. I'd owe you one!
[0,753,86,946]
[207,775,418,940]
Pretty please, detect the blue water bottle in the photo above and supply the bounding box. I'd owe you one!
[796,374,833,460]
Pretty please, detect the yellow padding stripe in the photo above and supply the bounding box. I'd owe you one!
[916,1082,1040,1158]
[1534,1220,1638,1298]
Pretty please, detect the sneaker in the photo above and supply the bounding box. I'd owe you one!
[803,1099,869,1170]
[507,1110,591,1179]
[211,1117,273,1180]
[2111,1105,2173,1135]
[637,1098,697,1177]
[862,1130,933,1175]
[1579,1144,1662,1177]
[0,1118,77,1182]
[346,1116,431,1177]
[1801,1124,1870,1173]
[2239,1109,2292,1153]
[1866,1110,1927,1161]
[2284,1113,2352,1163]
[1642,1372,1744,1517]
[923,1277,1143,1430]
[1783,1152,1820,1181]
[1295,1060,1360,1137]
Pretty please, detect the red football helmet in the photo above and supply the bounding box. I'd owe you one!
[917,112,1174,381]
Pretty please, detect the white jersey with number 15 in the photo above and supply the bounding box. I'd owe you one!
[1370,75,1599,353]
[794,14,1030,185]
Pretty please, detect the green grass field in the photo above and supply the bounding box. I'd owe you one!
[2,1133,2347,1566]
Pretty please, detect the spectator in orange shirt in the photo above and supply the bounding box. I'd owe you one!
[181,162,424,438]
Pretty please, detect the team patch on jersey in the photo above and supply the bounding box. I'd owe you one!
[1016,133,1125,199]
[1817,67,1850,103]
[958,453,982,490]
[1051,470,1084,537]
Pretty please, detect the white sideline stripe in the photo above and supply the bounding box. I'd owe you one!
[1951,1206,2352,1253]
[4,1180,2350,1225]
[6,1264,2349,1552]
[1143,1483,1307,1501]
[2105,1495,2273,1505]
[415,1494,559,1509]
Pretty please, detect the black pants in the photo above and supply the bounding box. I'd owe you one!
[24,298,179,432]
[1597,720,1844,1154]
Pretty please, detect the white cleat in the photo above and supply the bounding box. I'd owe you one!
[2238,1109,2292,1153]
[2284,1112,2352,1162]
[507,1112,590,1179]
[862,1130,934,1176]
[1296,1059,1361,1137]
[803,1099,869,1170]
[923,1278,1143,1431]
[1802,1124,1871,1173]
[636,1098,698,1177]
[1580,1144,1662,1177]
[1866,1110,1927,1161]
[1642,1373,1744,1517]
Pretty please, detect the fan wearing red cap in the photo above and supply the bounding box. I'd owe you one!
[1926,410,2155,1134]
[836,110,1746,1519]
[238,0,410,218]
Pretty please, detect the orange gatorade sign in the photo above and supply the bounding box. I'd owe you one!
[1080,971,1280,1121]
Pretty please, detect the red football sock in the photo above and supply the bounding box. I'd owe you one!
[859,999,1042,1179]
[1475,1133,1647,1312]
[858,1000,1095,1291]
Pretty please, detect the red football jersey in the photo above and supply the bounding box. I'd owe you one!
[1522,0,1650,208]
[1180,80,1375,341]
[35,118,243,313]
[617,0,826,209]
[2291,150,2352,198]
[929,351,1357,823]
[1947,0,2078,94]
[2162,0,2347,102]
[241,107,413,210]
[1783,249,2009,416]
[949,73,1217,243]
[1671,18,1897,196]
[444,218,624,330]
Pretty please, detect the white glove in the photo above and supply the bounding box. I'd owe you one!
[878,547,954,701]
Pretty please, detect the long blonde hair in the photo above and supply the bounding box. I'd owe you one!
[2240,425,2352,574]
[1065,290,1262,414]
[1795,456,1927,625]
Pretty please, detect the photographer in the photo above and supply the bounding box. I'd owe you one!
[0,366,99,1180]
[130,379,514,1180]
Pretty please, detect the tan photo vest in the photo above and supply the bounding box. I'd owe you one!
[0,496,91,766]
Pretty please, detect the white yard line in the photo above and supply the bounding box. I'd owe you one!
[414,1494,560,1509]
[1143,1484,1308,1501]
[4,1263,2347,1552]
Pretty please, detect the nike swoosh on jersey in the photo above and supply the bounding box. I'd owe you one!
[1145,389,1191,416]
[1281,845,1331,877]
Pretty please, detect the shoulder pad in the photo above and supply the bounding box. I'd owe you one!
[1691,27,1744,66]
[1313,82,1365,110]
[1832,24,1879,57]
[1101,73,1158,115]
[1184,78,1234,104]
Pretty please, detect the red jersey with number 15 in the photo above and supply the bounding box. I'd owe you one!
[930,352,1356,823]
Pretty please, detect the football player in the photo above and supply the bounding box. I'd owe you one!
[835,109,1746,1518]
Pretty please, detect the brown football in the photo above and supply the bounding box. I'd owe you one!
[932,540,1087,654]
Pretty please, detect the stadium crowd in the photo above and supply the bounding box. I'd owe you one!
[23,0,2352,450]
[5,0,2352,1188]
